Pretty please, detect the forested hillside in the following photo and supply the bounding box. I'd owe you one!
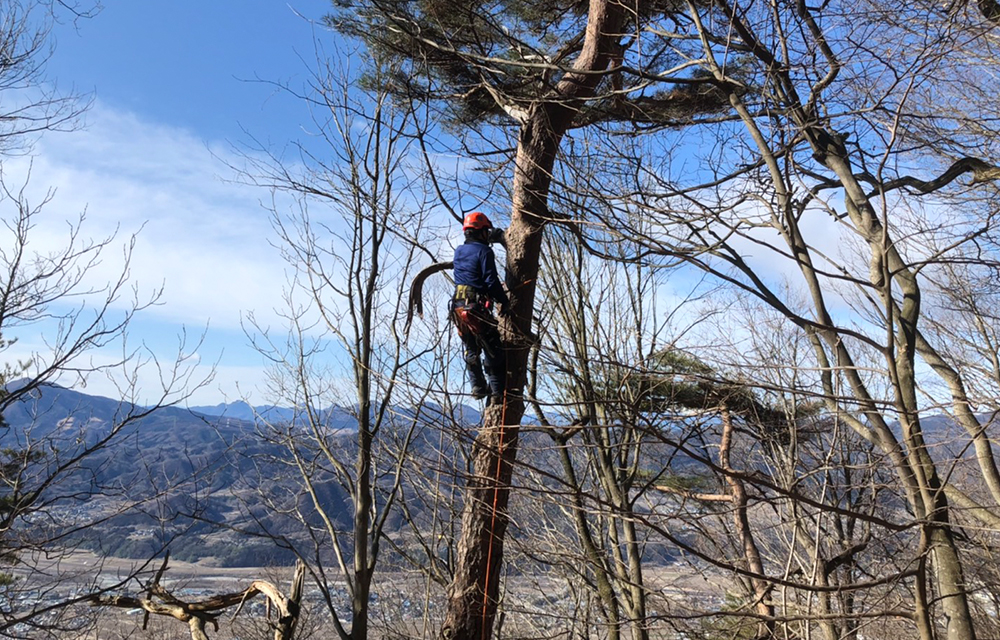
[0,383,481,567]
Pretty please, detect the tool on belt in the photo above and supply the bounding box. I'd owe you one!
[452,285,494,337]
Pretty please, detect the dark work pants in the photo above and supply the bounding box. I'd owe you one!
[452,302,506,396]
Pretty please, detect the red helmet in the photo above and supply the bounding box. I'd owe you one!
[462,211,493,230]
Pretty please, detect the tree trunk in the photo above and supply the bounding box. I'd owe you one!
[440,399,525,640]
[439,0,626,636]
[555,436,624,640]
[353,399,373,640]
[275,561,306,640]
[719,410,773,639]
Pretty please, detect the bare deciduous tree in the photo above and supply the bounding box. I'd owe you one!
[234,54,438,640]
[0,0,93,155]
[546,2,1000,638]
[0,2,210,634]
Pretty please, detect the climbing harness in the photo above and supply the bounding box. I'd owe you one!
[452,304,483,338]
[451,285,494,338]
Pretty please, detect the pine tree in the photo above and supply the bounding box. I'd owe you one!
[327,1,730,637]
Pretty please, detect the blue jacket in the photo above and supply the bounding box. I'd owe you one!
[454,240,508,305]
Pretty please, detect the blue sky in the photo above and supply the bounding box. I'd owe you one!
[6,1,857,408]
[10,1,345,405]
[51,2,328,144]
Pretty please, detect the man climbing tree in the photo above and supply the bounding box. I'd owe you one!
[330,0,727,636]
[451,212,508,404]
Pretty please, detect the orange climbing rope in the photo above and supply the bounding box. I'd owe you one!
[479,282,531,640]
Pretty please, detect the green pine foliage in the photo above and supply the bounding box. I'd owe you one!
[326,0,730,128]
[620,348,815,444]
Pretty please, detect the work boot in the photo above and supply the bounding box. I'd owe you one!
[470,385,489,400]
[487,393,504,407]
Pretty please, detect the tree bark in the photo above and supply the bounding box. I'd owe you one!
[273,561,306,640]
[439,0,627,637]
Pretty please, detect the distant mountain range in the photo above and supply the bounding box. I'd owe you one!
[188,400,359,429]
[1,381,481,566]
[1,379,478,436]
[22,382,980,571]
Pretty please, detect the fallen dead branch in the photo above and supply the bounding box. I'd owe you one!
[91,553,306,640]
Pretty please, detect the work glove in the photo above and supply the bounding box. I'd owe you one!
[488,227,507,247]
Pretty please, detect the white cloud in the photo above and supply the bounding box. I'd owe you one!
[1,101,297,404]
[16,103,291,329]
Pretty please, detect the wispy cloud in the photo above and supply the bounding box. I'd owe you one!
[3,101,295,404]
[26,104,289,327]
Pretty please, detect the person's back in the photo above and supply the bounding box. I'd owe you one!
[454,236,507,305]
